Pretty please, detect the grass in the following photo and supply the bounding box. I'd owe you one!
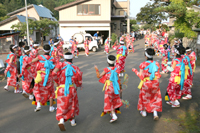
[196,57,200,66]
[177,110,200,133]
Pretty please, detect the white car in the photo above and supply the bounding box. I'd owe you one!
[63,33,100,52]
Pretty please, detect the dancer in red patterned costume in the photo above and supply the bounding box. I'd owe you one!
[4,45,21,93]
[95,55,122,123]
[50,39,60,63]
[161,44,170,74]
[52,52,83,131]
[84,37,90,56]
[19,46,34,100]
[30,42,40,78]
[132,48,162,120]
[165,47,184,107]
[112,41,128,77]
[179,47,193,100]
[31,45,56,112]
[184,47,197,99]
[71,38,79,58]
[104,37,110,54]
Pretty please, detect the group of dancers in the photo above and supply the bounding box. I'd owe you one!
[3,31,197,131]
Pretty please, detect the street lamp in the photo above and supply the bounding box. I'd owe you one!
[25,0,30,46]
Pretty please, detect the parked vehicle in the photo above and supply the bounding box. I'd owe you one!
[63,33,100,52]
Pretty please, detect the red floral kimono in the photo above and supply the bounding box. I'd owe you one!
[166,58,182,101]
[51,46,60,63]
[104,39,109,53]
[112,45,128,73]
[5,52,17,87]
[20,55,34,93]
[161,50,169,72]
[99,67,123,112]
[71,41,79,56]
[187,51,196,82]
[53,62,83,121]
[182,55,193,96]
[57,42,64,58]
[33,55,55,104]
[134,61,162,113]
[30,48,39,78]
[84,40,89,55]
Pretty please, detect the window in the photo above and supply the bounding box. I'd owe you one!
[119,10,125,16]
[77,4,100,15]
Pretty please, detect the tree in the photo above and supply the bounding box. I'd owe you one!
[155,0,200,38]
[11,18,58,45]
[136,2,167,26]
[0,3,9,21]
[131,25,140,31]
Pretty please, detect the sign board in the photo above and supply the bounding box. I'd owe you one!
[197,33,200,45]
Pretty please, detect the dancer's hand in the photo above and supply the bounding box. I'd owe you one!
[4,71,7,77]
[94,65,98,71]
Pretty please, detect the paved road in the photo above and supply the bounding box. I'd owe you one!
[0,39,200,133]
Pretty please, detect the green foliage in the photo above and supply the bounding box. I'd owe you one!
[136,2,167,26]
[11,18,58,44]
[0,3,9,21]
[141,24,156,31]
[131,25,140,31]
[156,24,170,31]
[130,19,137,26]
[111,33,118,44]
[154,0,200,38]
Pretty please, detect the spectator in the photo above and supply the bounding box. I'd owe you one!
[69,36,74,44]
[94,31,99,38]
[57,34,64,41]
[48,38,54,46]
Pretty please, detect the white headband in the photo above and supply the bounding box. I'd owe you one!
[54,41,60,45]
[12,45,18,49]
[107,58,115,64]
[186,49,191,52]
[33,44,40,46]
[179,39,181,43]
[174,48,180,55]
[43,49,50,53]
[120,41,124,44]
[174,41,178,43]
[64,54,73,59]
[24,48,31,53]
[145,52,153,58]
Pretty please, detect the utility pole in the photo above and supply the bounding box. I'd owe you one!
[127,0,130,33]
[25,0,30,46]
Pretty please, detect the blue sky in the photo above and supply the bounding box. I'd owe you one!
[117,0,151,18]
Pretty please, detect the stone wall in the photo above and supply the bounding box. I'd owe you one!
[182,37,200,57]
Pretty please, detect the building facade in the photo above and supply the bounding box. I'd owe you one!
[55,0,127,42]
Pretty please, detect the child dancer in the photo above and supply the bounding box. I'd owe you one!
[84,37,89,56]
[52,52,83,131]
[132,48,162,120]
[31,45,56,112]
[4,45,21,93]
[30,42,40,79]
[165,47,185,107]
[94,55,123,123]
[50,39,60,63]
[104,37,110,54]
[71,38,79,58]
[112,41,128,77]
[161,44,170,74]
[19,46,34,100]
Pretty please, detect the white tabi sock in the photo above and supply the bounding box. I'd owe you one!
[112,113,117,119]
[153,111,158,117]
[37,102,41,108]
[60,118,64,124]
[71,119,75,125]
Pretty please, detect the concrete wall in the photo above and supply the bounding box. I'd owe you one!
[59,0,111,21]
[10,7,40,20]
